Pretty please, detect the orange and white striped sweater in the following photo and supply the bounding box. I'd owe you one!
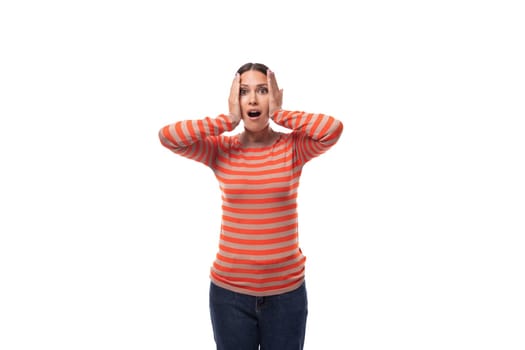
[159,110,343,296]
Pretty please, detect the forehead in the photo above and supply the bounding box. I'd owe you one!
[240,70,267,86]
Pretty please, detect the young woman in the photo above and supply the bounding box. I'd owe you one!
[159,62,343,349]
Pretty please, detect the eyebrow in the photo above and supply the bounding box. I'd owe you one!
[240,83,268,87]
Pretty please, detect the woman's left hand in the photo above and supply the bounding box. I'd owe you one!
[267,69,283,118]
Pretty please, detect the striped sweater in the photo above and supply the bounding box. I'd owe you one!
[159,110,343,296]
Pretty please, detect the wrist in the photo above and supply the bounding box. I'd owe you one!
[270,108,282,119]
[228,113,241,128]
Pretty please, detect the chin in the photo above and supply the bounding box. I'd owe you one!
[243,118,269,132]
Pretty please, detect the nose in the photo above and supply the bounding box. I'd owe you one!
[248,91,257,105]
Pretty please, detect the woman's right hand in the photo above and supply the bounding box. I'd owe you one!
[228,73,241,129]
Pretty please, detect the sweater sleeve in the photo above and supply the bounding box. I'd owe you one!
[272,110,344,165]
[158,114,234,168]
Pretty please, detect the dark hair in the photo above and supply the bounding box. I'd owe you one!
[236,62,270,75]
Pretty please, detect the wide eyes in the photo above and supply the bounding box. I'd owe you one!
[239,86,268,96]
[257,87,269,94]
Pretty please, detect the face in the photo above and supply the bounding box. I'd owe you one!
[239,70,270,132]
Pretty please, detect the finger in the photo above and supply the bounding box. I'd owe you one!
[267,70,273,94]
[229,73,240,101]
[231,73,239,91]
[267,69,279,92]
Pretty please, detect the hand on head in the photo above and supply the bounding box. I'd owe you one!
[228,73,241,128]
[267,69,283,118]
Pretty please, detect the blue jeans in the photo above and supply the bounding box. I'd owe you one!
[209,282,308,350]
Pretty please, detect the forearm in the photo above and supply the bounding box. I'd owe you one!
[158,114,235,152]
[272,110,343,145]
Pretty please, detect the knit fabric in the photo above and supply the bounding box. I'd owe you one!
[159,110,343,296]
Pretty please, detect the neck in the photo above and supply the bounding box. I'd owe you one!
[241,125,275,146]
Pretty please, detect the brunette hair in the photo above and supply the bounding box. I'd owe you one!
[236,62,270,76]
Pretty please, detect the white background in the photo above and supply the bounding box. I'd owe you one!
[1,0,524,349]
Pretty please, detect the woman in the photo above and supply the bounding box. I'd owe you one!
[159,62,343,349]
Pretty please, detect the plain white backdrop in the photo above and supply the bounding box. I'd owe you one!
[1,0,524,349]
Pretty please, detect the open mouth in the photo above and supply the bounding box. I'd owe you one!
[247,110,262,119]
